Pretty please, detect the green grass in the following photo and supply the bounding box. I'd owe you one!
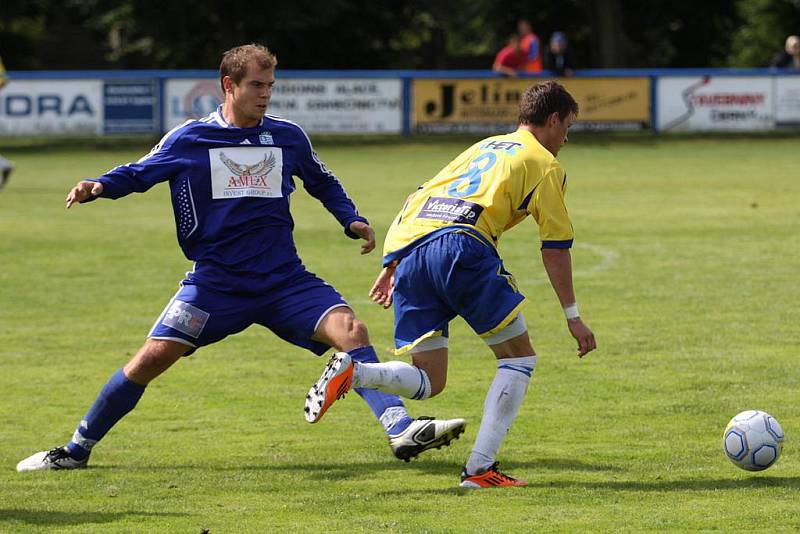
[1,134,799,532]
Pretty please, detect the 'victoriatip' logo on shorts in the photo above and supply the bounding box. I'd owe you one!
[162,300,210,338]
[416,196,484,225]
[209,147,283,199]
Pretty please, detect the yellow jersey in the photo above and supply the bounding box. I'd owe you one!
[383,128,574,265]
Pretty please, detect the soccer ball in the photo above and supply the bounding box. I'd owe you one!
[722,410,784,471]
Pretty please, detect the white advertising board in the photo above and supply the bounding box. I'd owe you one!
[0,80,103,135]
[164,78,225,129]
[164,78,402,133]
[657,76,774,132]
[775,76,800,125]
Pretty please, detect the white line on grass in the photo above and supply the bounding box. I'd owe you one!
[515,242,618,285]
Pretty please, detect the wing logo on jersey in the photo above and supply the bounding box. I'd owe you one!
[219,151,276,177]
[209,147,284,199]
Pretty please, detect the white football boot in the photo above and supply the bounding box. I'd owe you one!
[389,416,466,462]
[17,447,89,472]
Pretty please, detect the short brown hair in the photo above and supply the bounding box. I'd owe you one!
[518,81,579,126]
[219,44,277,91]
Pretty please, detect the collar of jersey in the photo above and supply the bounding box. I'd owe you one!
[213,105,264,129]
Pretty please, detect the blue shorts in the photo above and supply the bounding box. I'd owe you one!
[148,269,348,356]
[392,230,528,353]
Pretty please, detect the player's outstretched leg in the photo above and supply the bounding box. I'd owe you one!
[305,348,438,423]
[17,340,185,472]
[305,349,467,461]
[310,309,466,460]
[17,368,146,472]
[347,346,465,461]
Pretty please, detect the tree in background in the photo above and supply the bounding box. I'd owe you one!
[1,0,798,70]
[596,0,741,68]
[729,0,800,67]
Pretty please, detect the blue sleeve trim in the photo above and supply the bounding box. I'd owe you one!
[541,239,573,249]
[517,187,536,211]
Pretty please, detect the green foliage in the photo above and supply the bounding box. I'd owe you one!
[1,134,799,531]
[729,0,800,67]
[4,0,797,69]
[612,0,741,67]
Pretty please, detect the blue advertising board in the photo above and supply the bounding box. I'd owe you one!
[103,80,159,134]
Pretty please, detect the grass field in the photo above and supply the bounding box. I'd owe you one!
[1,133,799,532]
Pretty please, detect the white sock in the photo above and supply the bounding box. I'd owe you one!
[353,361,432,400]
[465,356,536,475]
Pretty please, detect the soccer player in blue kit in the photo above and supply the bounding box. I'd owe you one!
[17,44,464,472]
[307,81,597,488]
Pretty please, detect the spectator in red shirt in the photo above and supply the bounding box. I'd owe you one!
[517,19,543,73]
[493,34,526,77]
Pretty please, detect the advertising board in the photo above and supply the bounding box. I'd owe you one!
[775,76,800,126]
[103,80,159,134]
[0,80,103,136]
[164,78,402,133]
[413,77,651,133]
[657,76,774,132]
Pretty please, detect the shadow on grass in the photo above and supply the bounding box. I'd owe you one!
[110,457,622,480]
[0,509,185,527]
[285,457,623,480]
[373,476,800,498]
[528,476,800,492]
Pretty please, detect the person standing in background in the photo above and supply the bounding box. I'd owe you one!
[517,19,543,74]
[544,32,576,77]
[0,53,14,190]
[770,35,800,69]
[493,34,526,77]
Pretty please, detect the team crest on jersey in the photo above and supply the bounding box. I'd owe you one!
[259,131,274,145]
[208,147,283,199]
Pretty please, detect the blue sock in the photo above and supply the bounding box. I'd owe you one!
[65,368,146,460]
[349,346,413,435]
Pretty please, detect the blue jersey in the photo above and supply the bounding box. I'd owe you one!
[94,107,367,293]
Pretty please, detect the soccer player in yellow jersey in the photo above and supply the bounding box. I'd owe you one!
[306,81,596,488]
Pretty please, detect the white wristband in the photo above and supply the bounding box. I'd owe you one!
[563,304,580,320]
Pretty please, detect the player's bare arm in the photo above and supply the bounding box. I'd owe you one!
[65,180,103,209]
[369,264,396,308]
[541,248,596,357]
[348,220,376,254]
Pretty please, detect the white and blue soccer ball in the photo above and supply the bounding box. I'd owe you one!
[723,410,784,471]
